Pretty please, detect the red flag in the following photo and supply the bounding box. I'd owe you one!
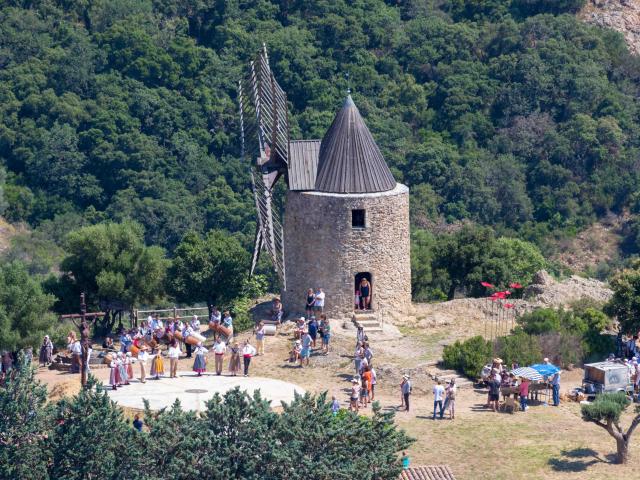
[494,291,507,299]
[509,282,522,289]
[481,281,495,288]
[504,290,511,296]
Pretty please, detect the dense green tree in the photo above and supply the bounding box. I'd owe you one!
[53,221,168,331]
[0,261,58,350]
[605,264,640,335]
[50,377,144,480]
[168,230,250,307]
[0,359,52,480]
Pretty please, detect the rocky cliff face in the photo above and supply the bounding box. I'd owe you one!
[580,0,640,55]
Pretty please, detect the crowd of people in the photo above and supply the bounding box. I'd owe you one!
[288,314,331,366]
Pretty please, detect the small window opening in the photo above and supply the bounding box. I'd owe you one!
[352,209,366,228]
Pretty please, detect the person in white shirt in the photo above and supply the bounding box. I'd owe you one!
[167,341,181,378]
[69,340,82,374]
[314,288,325,313]
[213,338,227,375]
[242,340,256,377]
[138,347,149,383]
[433,380,445,420]
[190,315,201,332]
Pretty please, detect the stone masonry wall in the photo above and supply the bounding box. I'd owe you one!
[282,184,411,320]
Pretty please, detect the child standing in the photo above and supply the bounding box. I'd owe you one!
[255,321,266,356]
[242,340,256,377]
[192,343,208,376]
[109,355,119,390]
[125,352,134,380]
[229,342,241,376]
[354,290,361,310]
[150,350,164,380]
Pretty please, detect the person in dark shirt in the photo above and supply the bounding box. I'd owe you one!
[308,316,318,348]
[488,374,501,412]
[133,414,143,432]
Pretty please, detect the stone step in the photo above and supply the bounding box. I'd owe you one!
[357,319,381,326]
[363,327,384,333]
[354,313,378,322]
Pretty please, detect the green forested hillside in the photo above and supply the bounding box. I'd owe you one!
[1,0,639,303]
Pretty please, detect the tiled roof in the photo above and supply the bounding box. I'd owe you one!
[288,139,320,191]
[314,95,396,194]
[399,465,456,480]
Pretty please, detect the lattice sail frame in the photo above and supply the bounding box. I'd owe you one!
[238,45,290,287]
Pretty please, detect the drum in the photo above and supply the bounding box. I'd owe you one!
[173,331,184,341]
[128,344,140,357]
[209,323,232,339]
[191,332,206,342]
[263,324,277,336]
[185,335,200,346]
[146,337,158,349]
[103,352,114,365]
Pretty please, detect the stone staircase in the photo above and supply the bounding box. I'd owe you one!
[352,310,384,334]
[422,361,475,388]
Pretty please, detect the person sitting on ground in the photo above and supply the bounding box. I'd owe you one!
[290,340,302,363]
[270,297,284,324]
[102,336,114,351]
[295,316,306,340]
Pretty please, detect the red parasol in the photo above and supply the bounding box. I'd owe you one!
[509,282,523,289]
[481,281,495,288]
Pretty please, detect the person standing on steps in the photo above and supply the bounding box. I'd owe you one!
[433,380,445,420]
[401,374,412,412]
[242,340,256,377]
[359,277,371,310]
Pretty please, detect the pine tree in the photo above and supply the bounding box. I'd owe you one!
[49,377,143,480]
[0,358,52,480]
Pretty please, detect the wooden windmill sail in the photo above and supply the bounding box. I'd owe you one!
[238,45,289,287]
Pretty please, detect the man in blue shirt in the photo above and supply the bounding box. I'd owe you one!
[308,317,318,348]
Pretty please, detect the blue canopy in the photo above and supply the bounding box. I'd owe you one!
[530,363,560,377]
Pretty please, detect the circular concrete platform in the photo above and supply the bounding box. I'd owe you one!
[104,371,305,411]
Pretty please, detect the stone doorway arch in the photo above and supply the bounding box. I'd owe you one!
[355,272,372,310]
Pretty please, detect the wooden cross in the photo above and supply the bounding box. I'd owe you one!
[59,293,105,388]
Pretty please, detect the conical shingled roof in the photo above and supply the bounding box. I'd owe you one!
[314,95,396,193]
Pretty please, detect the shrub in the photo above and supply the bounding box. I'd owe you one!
[493,331,542,367]
[443,336,493,378]
[538,332,583,367]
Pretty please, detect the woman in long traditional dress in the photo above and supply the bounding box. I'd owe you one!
[109,356,119,390]
[39,335,53,366]
[150,349,164,380]
[192,343,208,376]
[228,342,241,376]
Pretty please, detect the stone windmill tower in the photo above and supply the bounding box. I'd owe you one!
[239,47,410,321]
